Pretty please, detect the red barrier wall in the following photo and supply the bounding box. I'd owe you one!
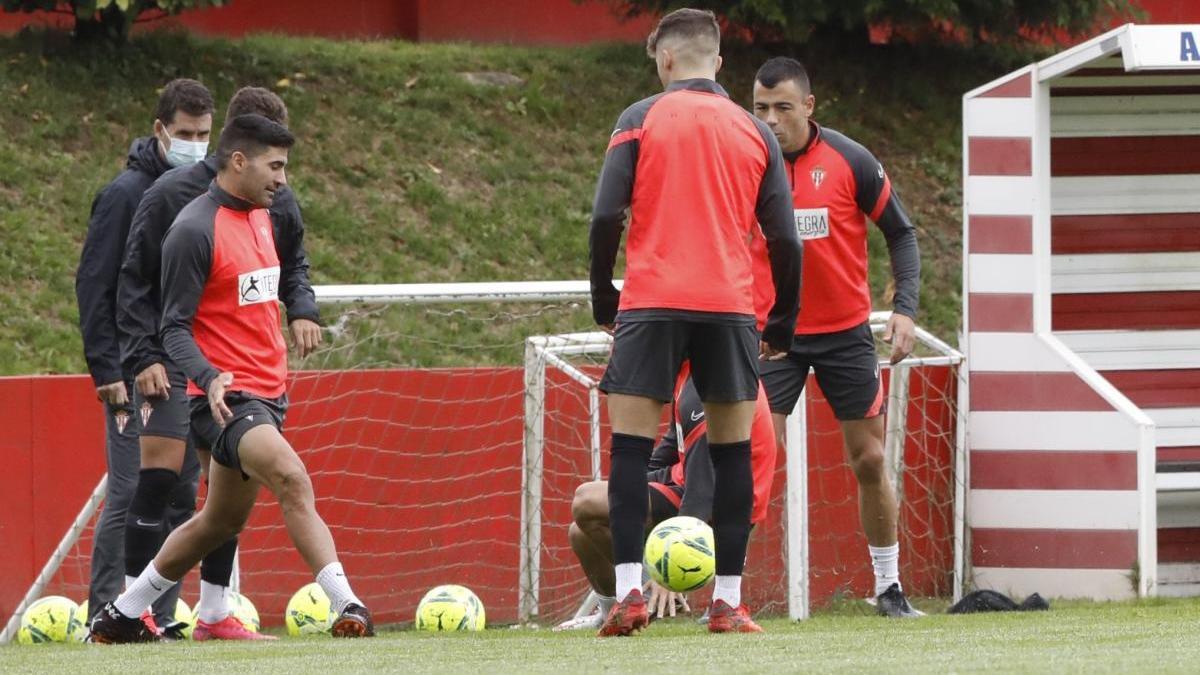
[0,365,956,629]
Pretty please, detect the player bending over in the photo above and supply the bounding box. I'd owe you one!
[557,364,776,631]
[90,115,372,643]
[751,57,923,617]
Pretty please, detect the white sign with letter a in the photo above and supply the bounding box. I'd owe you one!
[1121,25,1200,70]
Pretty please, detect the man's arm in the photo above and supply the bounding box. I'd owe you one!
[76,184,135,388]
[648,423,680,472]
[159,219,220,392]
[753,122,804,352]
[117,186,173,378]
[589,105,648,326]
[271,188,321,324]
[850,151,921,321]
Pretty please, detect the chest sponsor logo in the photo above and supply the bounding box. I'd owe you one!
[810,165,826,189]
[238,266,280,306]
[794,207,830,240]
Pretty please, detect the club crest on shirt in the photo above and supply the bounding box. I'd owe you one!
[810,165,826,189]
[114,410,129,435]
[238,266,281,306]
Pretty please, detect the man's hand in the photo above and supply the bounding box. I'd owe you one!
[135,363,171,399]
[882,313,916,365]
[289,319,322,359]
[96,381,129,407]
[207,372,235,428]
[759,340,787,361]
[599,323,615,336]
[645,580,689,619]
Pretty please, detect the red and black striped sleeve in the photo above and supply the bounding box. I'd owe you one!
[159,196,220,392]
[588,95,659,326]
[826,130,921,320]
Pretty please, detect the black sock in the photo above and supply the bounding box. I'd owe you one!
[710,440,753,576]
[124,468,178,577]
[200,536,238,586]
[608,433,654,565]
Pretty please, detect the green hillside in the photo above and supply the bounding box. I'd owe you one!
[0,30,1024,375]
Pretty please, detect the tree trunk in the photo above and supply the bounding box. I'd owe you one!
[73,5,133,44]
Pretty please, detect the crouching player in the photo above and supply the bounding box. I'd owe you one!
[558,363,777,633]
[90,115,373,643]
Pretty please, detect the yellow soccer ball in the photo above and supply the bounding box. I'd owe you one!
[644,516,716,592]
[74,600,89,642]
[174,598,195,639]
[17,596,81,644]
[229,592,261,632]
[414,585,485,632]
[285,583,333,636]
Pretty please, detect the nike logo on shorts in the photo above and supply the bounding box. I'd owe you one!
[135,519,161,528]
[690,410,705,422]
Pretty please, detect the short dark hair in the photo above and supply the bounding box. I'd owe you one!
[645,8,720,57]
[225,87,289,128]
[755,57,811,93]
[155,78,214,126]
[216,114,295,170]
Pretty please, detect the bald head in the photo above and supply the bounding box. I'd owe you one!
[646,8,722,85]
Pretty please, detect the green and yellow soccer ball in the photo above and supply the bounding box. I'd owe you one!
[285,583,333,636]
[17,596,82,644]
[414,585,485,632]
[74,600,90,641]
[644,516,716,592]
[229,592,261,632]
[173,598,195,640]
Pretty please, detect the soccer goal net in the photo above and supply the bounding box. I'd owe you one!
[3,282,963,639]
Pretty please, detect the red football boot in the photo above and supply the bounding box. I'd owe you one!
[707,600,763,633]
[193,615,277,641]
[597,589,650,637]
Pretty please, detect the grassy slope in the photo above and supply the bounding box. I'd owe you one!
[0,31,1023,374]
[6,599,1200,673]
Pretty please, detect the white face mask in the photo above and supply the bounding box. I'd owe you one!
[162,131,209,167]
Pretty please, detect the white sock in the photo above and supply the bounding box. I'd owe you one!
[614,563,641,601]
[316,562,363,616]
[114,562,176,619]
[196,580,232,623]
[597,595,616,616]
[869,543,901,597]
[712,575,742,608]
[124,575,137,590]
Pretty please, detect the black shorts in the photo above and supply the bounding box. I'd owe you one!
[134,363,191,441]
[648,481,683,524]
[189,392,287,479]
[600,311,759,403]
[759,321,885,420]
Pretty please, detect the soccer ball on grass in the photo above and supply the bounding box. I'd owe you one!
[644,515,716,592]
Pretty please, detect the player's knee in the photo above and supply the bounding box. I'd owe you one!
[273,462,315,513]
[850,445,886,485]
[572,482,606,526]
[167,473,197,513]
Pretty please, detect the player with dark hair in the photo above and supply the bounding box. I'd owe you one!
[557,365,777,631]
[114,87,318,641]
[751,56,923,618]
[75,78,214,631]
[590,7,802,636]
[90,115,373,643]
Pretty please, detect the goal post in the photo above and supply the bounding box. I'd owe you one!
[521,309,965,622]
[5,281,963,637]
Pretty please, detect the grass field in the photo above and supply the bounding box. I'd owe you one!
[6,598,1200,673]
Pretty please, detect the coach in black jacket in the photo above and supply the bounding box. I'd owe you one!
[74,78,214,626]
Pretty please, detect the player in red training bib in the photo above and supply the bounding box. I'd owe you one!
[90,115,373,643]
[556,364,777,631]
[751,57,924,618]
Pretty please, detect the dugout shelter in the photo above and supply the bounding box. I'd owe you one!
[962,24,1200,600]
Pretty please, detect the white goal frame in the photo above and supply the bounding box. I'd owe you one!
[3,281,962,640]
[522,309,965,622]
